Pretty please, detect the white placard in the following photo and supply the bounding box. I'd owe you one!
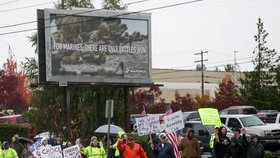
[164,110,184,133]
[136,115,161,136]
[40,145,63,158]
[63,145,81,158]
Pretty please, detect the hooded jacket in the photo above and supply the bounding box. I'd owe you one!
[178,128,201,158]
[214,126,230,158]
[224,137,245,158]
[117,139,147,158]
[243,135,264,158]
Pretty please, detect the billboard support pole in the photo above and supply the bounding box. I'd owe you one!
[124,87,131,132]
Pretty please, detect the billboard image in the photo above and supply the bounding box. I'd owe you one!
[42,9,151,84]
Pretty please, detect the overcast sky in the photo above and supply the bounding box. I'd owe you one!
[0,0,279,71]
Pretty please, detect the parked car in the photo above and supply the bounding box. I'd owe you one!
[219,106,258,115]
[182,111,200,122]
[259,110,278,114]
[0,114,37,136]
[264,112,280,124]
[182,121,234,152]
[220,114,280,150]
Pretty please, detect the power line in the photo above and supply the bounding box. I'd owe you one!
[0,0,203,36]
[0,0,151,29]
[0,1,56,13]
[0,0,20,6]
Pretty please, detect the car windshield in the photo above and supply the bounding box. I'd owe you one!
[240,116,265,127]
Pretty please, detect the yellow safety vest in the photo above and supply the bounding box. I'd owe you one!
[0,148,18,158]
[81,145,106,158]
[209,133,216,149]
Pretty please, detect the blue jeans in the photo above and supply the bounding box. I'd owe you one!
[212,149,217,158]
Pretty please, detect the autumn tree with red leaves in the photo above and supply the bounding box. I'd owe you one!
[212,75,241,110]
[194,92,212,109]
[129,86,166,114]
[0,50,30,113]
[170,90,195,112]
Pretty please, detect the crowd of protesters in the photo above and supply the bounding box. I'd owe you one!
[0,126,264,158]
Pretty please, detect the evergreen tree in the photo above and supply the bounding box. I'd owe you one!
[239,18,279,110]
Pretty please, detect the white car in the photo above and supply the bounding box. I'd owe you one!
[220,114,280,149]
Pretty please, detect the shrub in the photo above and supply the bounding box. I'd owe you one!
[0,124,29,142]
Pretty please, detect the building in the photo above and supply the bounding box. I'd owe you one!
[152,69,240,102]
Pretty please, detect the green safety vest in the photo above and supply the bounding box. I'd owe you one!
[0,148,18,158]
[209,133,216,149]
[81,145,106,158]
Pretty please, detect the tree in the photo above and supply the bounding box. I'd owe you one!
[224,64,234,72]
[102,0,127,10]
[239,18,279,110]
[194,93,212,109]
[212,75,241,110]
[170,90,195,112]
[0,49,30,113]
[196,64,206,71]
[129,86,166,114]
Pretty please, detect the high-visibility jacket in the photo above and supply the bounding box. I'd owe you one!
[81,145,106,158]
[0,148,18,158]
[209,133,216,149]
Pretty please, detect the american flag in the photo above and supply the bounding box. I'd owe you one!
[164,105,181,158]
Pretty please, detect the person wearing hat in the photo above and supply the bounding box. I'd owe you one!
[81,136,106,158]
[1,141,18,158]
[242,129,264,158]
[209,125,219,158]
[150,133,175,158]
[178,128,201,158]
[117,136,147,158]
[112,131,127,158]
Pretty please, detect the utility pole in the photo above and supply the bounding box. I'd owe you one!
[233,50,238,83]
[195,51,208,96]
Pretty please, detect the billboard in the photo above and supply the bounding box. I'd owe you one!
[40,9,151,84]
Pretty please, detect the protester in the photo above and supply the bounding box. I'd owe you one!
[209,126,219,158]
[65,140,73,148]
[224,137,245,158]
[117,136,147,158]
[41,137,51,147]
[178,128,201,158]
[214,126,230,158]
[112,131,126,158]
[232,128,243,145]
[1,141,18,158]
[81,136,106,158]
[150,133,175,158]
[21,142,33,158]
[242,130,264,158]
[11,134,24,157]
[75,138,86,158]
[55,137,63,147]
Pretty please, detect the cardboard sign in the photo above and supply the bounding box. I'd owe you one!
[136,115,161,136]
[198,108,221,126]
[164,110,184,133]
[40,145,63,158]
[29,140,42,158]
[63,145,81,158]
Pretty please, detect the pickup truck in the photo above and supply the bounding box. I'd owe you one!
[220,114,280,150]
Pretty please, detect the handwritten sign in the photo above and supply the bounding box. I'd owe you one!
[198,108,221,126]
[40,145,63,158]
[29,140,42,158]
[136,115,161,136]
[63,145,81,158]
[164,110,184,133]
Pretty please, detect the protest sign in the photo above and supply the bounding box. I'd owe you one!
[29,140,42,158]
[63,145,81,158]
[164,110,184,133]
[198,108,221,126]
[136,115,161,136]
[40,145,63,158]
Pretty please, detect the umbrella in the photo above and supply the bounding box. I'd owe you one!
[18,137,34,145]
[95,124,125,134]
